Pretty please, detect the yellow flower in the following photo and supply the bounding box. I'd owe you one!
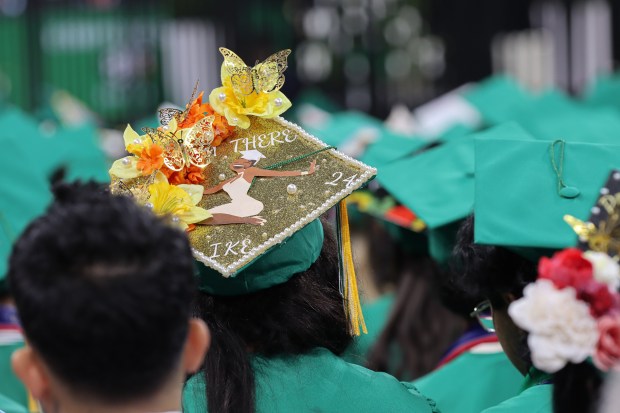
[209,66,291,129]
[147,172,211,231]
[109,125,164,179]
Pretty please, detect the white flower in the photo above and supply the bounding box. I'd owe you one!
[508,279,599,373]
[584,251,620,291]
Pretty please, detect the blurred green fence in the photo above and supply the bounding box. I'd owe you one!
[0,1,168,123]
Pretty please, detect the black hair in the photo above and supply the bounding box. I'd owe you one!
[366,255,465,380]
[193,219,352,413]
[451,215,537,309]
[453,215,604,412]
[364,220,466,380]
[8,181,196,403]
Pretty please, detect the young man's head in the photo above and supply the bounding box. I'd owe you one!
[452,215,538,375]
[8,182,208,412]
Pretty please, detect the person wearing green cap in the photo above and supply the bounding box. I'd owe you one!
[448,133,620,412]
[183,218,439,413]
[7,182,209,413]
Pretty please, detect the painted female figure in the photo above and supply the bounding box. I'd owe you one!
[201,150,316,225]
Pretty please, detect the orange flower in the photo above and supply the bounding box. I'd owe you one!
[209,109,236,146]
[136,144,164,175]
[178,91,211,129]
[176,92,235,146]
[161,164,206,185]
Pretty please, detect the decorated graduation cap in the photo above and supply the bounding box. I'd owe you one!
[109,47,376,336]
[474,137,620,252]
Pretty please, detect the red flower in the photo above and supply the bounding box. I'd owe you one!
[539,248,594,290]
[594,315,620,371]
[578,279,616,317]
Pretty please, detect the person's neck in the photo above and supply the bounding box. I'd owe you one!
[44,383,183,413]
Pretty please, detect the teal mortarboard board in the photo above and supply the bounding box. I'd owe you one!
[474,138,620,252]
[502,90,620,144]
[463,75,535,126]
[54,123,109,182]
[0,109,108,182]
[583,72,620,114]
[0,139,52,292]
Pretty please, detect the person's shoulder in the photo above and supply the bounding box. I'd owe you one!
[306,349,438,413]
[481,383,552,413]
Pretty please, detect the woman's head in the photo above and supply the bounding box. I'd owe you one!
[230,158,255,171]
[452,215,538,374]
[194,218,352,413]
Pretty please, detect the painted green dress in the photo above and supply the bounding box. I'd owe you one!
[480,368,552,413]
[182,347,439,413]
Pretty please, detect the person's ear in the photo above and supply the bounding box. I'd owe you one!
[501,293,519,305]
[12,346,50,400]
[182,318,210,374]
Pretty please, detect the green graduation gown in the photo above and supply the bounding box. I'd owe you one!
[0,393,27,413]
[414,346,524,413]
[341,294,394,366]
[480,368,552,413]
[182,347,439,413]
[0,342,28,412]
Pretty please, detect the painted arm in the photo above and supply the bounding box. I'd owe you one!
[251,160,316,178]
[203,179,231,195]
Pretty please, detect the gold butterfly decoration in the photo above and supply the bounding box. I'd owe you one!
[158,81,200,127]
[142,115,215,171]
[110,172,157,205]
[220,47,290,97]
[564,213,620,257]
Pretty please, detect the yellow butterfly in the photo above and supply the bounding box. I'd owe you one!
[220,47,291,97]
[142,115,215,171]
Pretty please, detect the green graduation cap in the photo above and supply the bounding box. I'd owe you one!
[377,122,535,263]
[0,139,52,291]
[474,138,620,250]
[463,75,535,126]
[379,122,534,230]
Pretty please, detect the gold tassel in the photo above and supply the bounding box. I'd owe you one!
[339,199,367,336]
[28,392,40,413]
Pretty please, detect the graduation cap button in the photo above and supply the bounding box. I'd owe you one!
[560,186,581,199]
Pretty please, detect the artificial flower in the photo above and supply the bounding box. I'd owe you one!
[585,251,620,291]
[539,248,593,290]
[136,143,164,175]
[209,64,291,130]
[204,104,235,146]
[178,91,211,129]
[578,279,617,317]
[162,164,206,185]
[109,125,164,179]
[594,314,620,371]
[509,279,599,373]
[147,172,211,231]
